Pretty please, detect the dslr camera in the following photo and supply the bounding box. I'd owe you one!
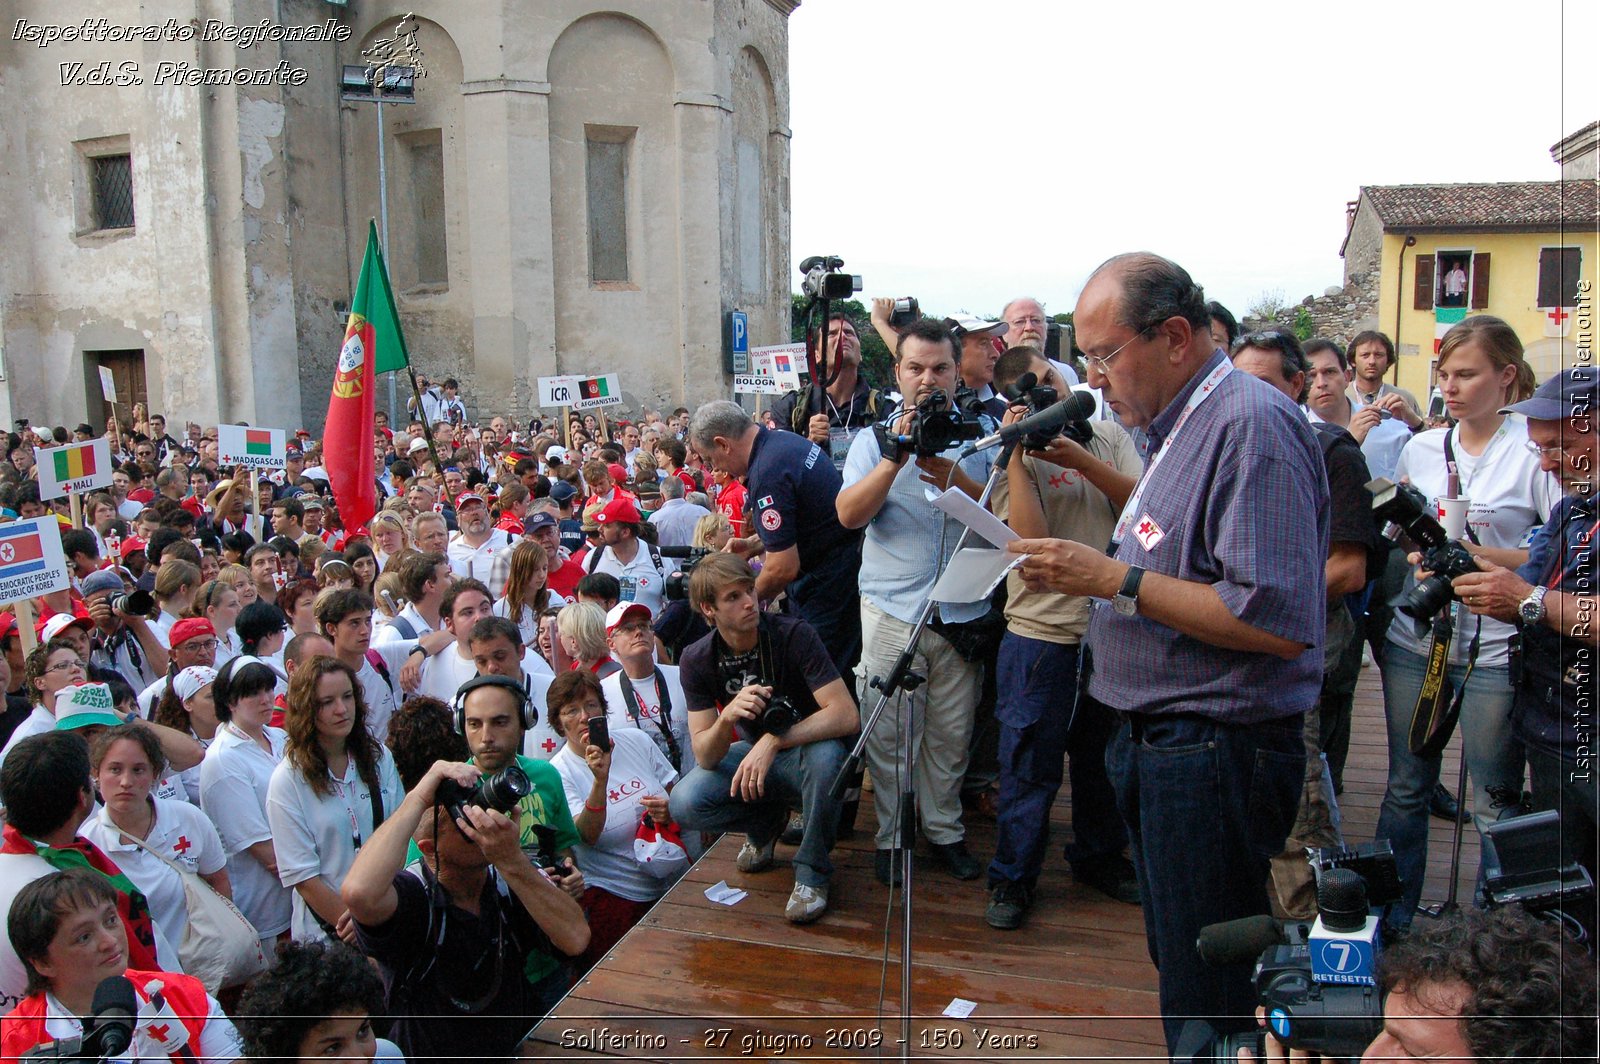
[749,692,802,738]
[108,588,155,618]
[1366,477,1478,621]
[875,390,982,462]
[435,764,531,824]
[660,545,712,602]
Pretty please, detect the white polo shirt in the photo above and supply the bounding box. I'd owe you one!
[82,799,227,957]
[447,529,514,588]
[198,725,292,939]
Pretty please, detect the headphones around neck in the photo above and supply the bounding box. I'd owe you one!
[451,672,534,732]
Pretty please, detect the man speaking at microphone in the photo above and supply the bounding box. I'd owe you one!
[1007,253,1328,1053]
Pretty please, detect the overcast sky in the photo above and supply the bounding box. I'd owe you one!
[787,0,1596,324]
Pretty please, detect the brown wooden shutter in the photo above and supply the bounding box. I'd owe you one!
[1413,254,1435,310]
[1470,253,1490,308]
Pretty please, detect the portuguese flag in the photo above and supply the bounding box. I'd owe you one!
[579,376,610,400]
[52,444,96,482]
[245,429,273,456]
[324,222,409,534]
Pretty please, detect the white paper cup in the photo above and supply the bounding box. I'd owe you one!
[1437,496,1470,540]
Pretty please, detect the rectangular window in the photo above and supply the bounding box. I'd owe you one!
[407,132,448,286]
[92,154,135,230]
[1433,250,1472,308]
[1537,247,1582,308]
[586,131,632,284]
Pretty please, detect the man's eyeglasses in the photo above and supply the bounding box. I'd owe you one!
[1524,440,1569,458]
[1084,319,1165,373]
[180,639,220,653]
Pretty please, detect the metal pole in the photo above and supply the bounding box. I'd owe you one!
[377,96,397,428]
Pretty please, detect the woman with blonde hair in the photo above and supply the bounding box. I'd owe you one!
[493,540,565,646]
[690,512,734,552]
[191,578,243,665]
[557,601,618,678]
[366,512,408,572]
[220,561,257,607]
[152,559,202,646]
[1374,314,1560,928]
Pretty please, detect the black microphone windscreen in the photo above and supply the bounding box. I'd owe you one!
[1001,372,1038,403]
[87,974,137,1057]
[1061,390,1097,422]
[1317,868,1370,932]
[1194,914,1287,968]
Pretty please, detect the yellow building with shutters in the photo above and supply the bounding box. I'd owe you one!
[1340,123,1598,400]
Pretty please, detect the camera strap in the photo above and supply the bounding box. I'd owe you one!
[1409,611,1482,758]
[619,667,681,770]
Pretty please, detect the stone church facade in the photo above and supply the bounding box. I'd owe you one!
[0,0,796,431]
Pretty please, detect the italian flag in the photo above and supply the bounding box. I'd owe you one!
[579,376,611,400]
[52,444,96,481]
[1434,307,1467,353]
[324,222,410,534]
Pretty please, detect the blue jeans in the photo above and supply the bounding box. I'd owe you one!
[988,635,1125,889]
[668,737,848,887]
[1107,711,1304,1055]
[1373,641,1521,926]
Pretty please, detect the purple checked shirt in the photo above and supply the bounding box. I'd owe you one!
[1086,351,1330,722]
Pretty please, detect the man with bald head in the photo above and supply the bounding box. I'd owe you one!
[1006,252,1328,1052]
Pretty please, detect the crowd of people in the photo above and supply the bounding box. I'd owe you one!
[0,250,1592,1062]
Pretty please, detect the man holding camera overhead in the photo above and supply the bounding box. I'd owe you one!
[1007,253,1326,1054]
[836,317,997,888]
[669,554,858,925]
[340,756,589,1064]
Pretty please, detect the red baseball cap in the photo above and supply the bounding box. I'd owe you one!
[119,536,147,558]
[594,497,642,525]
[607,463,628,483]
[168,617,216,648]
[0,613,15,638]
[605,602,652,633]
[455,491,487,509]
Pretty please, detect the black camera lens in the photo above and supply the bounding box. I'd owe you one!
[476,765,531,814]
[1399,574,1456,621]
[109,589,155,616]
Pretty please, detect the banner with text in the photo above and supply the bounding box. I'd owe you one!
[732,374,789,395]
[37,439,113,500]
[538,375,582,408]
[217,425,287,470]
[0,518,70,604]
[748,343,806,391]
[573,374,623,410]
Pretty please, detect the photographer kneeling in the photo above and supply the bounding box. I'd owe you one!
[339,756,589,1064]
[668,554,858,925]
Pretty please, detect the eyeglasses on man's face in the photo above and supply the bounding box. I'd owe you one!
[1084,319,1166,374]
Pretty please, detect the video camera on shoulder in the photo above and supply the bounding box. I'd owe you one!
[1366,477,1478,621]
[660,545,712,602]
[874,390,982,462]
[1178,844,1401,1063]
[1002,372,1092,448]
[799,255,861,302]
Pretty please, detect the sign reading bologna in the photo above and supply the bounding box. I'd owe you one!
[0,519,70,604]
[573,374,623,411]
[217,425,287,470]
[37,439,114,501]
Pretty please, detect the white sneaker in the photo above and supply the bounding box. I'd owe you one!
[785,882,828,924]
[736,836,776,873]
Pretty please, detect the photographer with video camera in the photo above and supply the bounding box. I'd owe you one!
[1449,366,1599,942]
[669,554,858,925]
[1230,906,1595,1064]
[770,313,889,463]
[837,316,996,886]
[339,754,589,1064]
[689,401,862,682]
[1372,316,1556,930]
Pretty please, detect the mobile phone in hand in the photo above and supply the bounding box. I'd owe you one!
[587,716,612,752]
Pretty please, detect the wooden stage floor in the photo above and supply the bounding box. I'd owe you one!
[521,664,1480,1061]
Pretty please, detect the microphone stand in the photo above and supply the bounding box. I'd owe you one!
[828,438,1019,1062]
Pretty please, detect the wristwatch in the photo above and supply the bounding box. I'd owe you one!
[1518,586,1549,627]
[1112,565,1145,617]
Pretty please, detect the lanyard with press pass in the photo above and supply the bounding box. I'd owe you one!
[1111,360,1232,550]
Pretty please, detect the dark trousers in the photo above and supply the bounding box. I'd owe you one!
[789,542,862,691]
[1107,711,1305,1055]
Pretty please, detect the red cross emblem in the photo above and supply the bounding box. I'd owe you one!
[607,788,622,802]
[1137,519,1154,536]
[541,737,558,752]
[148,1024,171,1042]
[1548,307,1571,326]
[172,836,192,855]
[1133,514,1165,551]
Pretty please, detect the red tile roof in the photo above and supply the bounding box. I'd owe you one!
[1361,181,1598,231]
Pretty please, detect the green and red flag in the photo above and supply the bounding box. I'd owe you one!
[325,222,410,534]
[579,376,610,400]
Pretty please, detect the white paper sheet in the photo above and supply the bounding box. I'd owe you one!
[704,880,748,906]
[943,998,977,1019]
[931,488,1017,549]
[930,548,1023,604]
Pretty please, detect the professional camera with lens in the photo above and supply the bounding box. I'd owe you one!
[1366,477,1478,621]
[799,255,861,302]
[109,588,155,617]
[750,692,802,738]
[874,390,982,462]
[660,545,712,602]
[435,764,531,824]
[1001,374,1094,448]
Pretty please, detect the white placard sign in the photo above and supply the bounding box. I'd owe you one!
[216,425,287,470]
[0,518,70,604]
[732,374,788,395]
[748,343,806,389]
[98,366,118,403]
[538,375,582,407]
[572,373,623,411]
[36,439,114,501]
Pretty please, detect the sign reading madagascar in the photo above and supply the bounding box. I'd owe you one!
[324,221,410,535]
[217,425,287,470]
[37,438,113,500]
